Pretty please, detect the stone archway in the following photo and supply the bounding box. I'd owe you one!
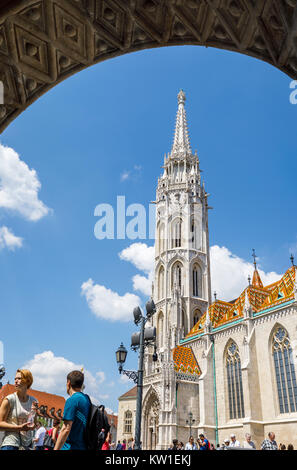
[0,0,297,133]
[143,388,160,450]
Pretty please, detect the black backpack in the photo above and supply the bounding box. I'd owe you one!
[85,395,110,450]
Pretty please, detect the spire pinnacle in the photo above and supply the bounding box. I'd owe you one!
[251,250,263,288]
[171,89,192,157]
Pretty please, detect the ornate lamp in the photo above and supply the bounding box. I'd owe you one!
[116,343,127,373]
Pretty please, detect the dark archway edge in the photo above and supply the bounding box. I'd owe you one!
[0,0,296,133]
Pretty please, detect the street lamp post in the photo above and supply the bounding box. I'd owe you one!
[186,411,195,438]
[116,299,157,450]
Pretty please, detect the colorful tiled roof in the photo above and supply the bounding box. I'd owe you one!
[173,345,201,376]
[186,266,296,340]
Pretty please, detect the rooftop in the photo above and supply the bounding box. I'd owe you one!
[185,265,296,341]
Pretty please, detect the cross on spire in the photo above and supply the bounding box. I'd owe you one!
[171,89,192,157]
[290,254,295,267]
[252,249,257,269]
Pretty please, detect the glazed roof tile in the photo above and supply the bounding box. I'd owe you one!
[173,345,201,376]
[186,266,296,340]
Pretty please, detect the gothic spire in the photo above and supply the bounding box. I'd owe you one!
[171,90,192,157]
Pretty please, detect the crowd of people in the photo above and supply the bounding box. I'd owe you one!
[168,432,295,451]
[0,368,296,451]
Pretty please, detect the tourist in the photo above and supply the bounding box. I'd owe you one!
[102,432,111,450]
[169,439,179,450]
[54,370,91,450]
[110,441,116,450]
[0,369,38,450]
[243,433,256,449]
[229,434,240,447]
[261,432,278,450]
[185,436,197,450]
[287,444,294,451]
[210,443,216,450]
[33,421,46,450]
[44,419,61,450]
[197,433,209,450]
[178,441,184,450]
[128,437,135,450]
[280,444,286,450]
[122,439,127,450]
[115,440,122,450]
[223,438,230,449]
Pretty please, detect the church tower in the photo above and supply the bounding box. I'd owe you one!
[152,90,211,356]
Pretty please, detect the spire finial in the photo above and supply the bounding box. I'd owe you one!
[248,275,251,286]
[290,254,295,267]
[178,89,186,105]
[252,249,257,269]
[214,291,217,302]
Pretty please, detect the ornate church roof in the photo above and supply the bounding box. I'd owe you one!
[173,345,201,376]
[185,265,296,340]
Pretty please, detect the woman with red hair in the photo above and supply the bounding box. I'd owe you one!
[0,369,38,450]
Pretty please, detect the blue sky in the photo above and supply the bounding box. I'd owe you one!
[0,44,296,412]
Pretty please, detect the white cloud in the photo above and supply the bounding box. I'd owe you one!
[119,243,154,273]
[119,243,155,296]
[120,171,130,182]
[22,351,107,403]
[81,278,140,322]
[120,165,142,182]
[119,374,131,384]
[210,245,282,301]
[132,274,152,296]
[0,226,22,251]
[0,143,50,221]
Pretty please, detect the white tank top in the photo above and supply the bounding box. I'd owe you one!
[1,392,37,448]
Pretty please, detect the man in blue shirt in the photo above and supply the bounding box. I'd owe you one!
[54,370,91,450]
[198,433,209,450]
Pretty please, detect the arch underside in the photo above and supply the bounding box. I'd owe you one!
[0,0,297,133]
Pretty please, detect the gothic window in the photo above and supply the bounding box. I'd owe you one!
[172,263,182,290]
[158,312,164,348]
[172,219,182,248]
[272,327,297,414]
[124,410,132,434]
[226,342,245,420]
[193,309,201,328]
[182,310,187,335]
[192,265,202,297]
[158,224,165,254]
[158,266,165,300]
[191,221,195,247]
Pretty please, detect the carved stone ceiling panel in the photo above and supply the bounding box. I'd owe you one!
[0,0,296,132]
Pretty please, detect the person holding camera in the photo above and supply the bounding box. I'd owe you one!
[197,434,209,450]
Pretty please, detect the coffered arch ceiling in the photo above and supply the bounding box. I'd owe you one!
[0,0,296,133]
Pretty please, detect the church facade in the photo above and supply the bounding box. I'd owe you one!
[117,92,297,450]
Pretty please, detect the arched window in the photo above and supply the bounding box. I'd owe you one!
[182,310,187,335]
[192,265,202,297]
[172,219,182,248]
[158,266,164,300]
[272,327,297,414]
[172,262,182,290]
[226,342,245,420]
[158,223,165,254]
[124,410,132,434]
[190,220,195,247]
[193,309,201,328]
[158,312,164,348]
